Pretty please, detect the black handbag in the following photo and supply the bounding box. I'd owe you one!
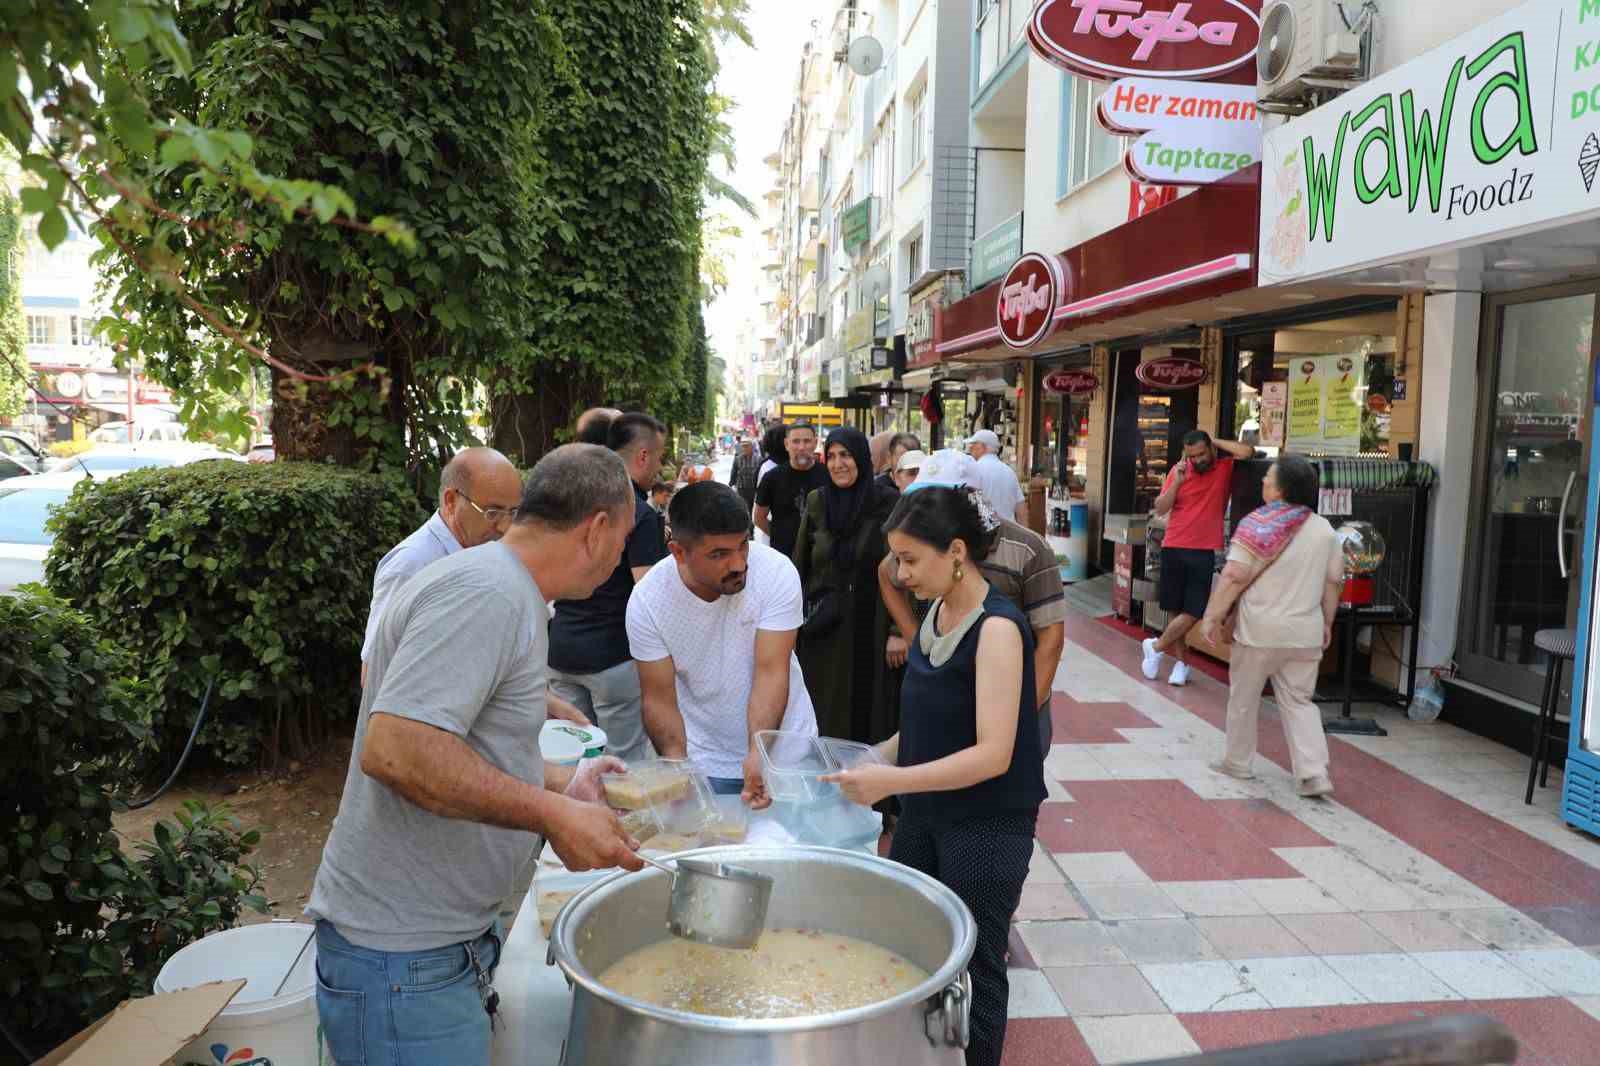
[801,580,845,639]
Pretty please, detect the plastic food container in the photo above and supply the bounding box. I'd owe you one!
[540,719,607,765]
[823,738,886,773]
[534,867,612,938]
[702,794,750,844]
[756,732,838,803]
[601,758,697,810]
[603,758,715,853]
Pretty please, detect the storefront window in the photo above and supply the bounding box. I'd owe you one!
[1231,308,1401,457]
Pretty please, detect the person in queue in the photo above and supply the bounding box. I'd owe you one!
[869,430,898,494]
[629,481,819,800]
[309,445,646,1066]
[575,406,621,445]
[879,451,1067,749]
[1142,430,1256,686]
[888,432,921,476]
[729,436,762,512]
[756,423,787,489]
[753,421,829,558]
[825,486,1046,1066]
[793,427,899,742]
[893,448,927,492]
[649,480,674,516]
[549,413,669,762]
[964,429,1027,524]
[1198,455,1341,797]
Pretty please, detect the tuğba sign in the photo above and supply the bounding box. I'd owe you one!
[997,253,1071,350]
[1135,356,1208,390]
[1260,0,1600,284]
[1043,369,1100,395]
[1029,0,1263,82]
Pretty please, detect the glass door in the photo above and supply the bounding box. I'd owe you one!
[1459,285,1598,705]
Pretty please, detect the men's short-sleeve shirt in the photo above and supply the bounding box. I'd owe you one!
[1228,513,1343,651]
[972,453,1025,519]
[360,511,460,662]
[1162,457,1235,551]
[626,542,818,778]
[309,543,548,952]
[754,462,830,558]
[549,485,666,674]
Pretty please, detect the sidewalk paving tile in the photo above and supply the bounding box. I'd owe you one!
[1411,950,1552,999]
[1045,964,1168,1016]
[1017,920,1129,967]
[1053,850,1151,884]
[1027,842,1065,884]
[1359,910,1486,952]
[1233,955,1366,1008]
[1445,906,1576,949]
[1107,918,1221,964]
[1139,960,1267,1013]
[1078,882,1184,920]
[1006,968,1068,1018]
[1318,953,1461,1003]
[1159,880,1267,917]
[1236,877,1348,914]
[1073,1014,1203,1063]
[1193,915,1308,959]
[1500,948,1600,995]
[1016,882,1089,921]
[1275,913,1400,956]
[998,1017,1098,1066]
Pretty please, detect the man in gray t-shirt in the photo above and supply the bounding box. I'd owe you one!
[308,445,645,1066]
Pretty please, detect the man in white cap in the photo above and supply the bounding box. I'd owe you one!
[877,449,1066,750]
[966,429,1027,524]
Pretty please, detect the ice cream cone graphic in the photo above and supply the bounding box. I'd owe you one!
[1582,133,1600,193]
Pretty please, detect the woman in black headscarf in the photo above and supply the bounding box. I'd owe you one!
[793,426,900,742]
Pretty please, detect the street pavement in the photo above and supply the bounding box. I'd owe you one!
[998,595,1600,1065]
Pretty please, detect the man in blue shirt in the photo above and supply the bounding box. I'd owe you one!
[549,413,670,760]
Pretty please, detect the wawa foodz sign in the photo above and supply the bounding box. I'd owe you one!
[1261,0,1600,284]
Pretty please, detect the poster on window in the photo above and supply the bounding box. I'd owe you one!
[1259,381,1286,447]
[1286,354,1363,456]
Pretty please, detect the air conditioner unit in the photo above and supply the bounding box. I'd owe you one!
[1257,0,1367,108]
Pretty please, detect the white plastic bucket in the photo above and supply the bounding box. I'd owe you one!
[154,921,323,1066]
[539,719,607,764]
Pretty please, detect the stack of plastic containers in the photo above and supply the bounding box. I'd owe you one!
[756,731,884,848]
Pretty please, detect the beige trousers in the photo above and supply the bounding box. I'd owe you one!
[1223,644,1330,781]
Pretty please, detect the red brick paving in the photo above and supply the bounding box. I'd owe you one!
[1000,1017,1098,1066]
[1049,693,1160,744]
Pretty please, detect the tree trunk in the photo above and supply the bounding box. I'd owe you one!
[489,372,603,468]
[267,331,392,464]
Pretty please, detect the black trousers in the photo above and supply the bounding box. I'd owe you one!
[890,811,1037,1066]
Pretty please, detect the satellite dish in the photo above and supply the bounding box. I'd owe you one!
[847,35,885,77]
[1257,2,1296,84]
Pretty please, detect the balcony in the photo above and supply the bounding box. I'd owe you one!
[975,0,1029,101]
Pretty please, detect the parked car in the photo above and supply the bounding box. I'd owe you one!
[87,419,189,445]
[0,473,81,595]
[246,436,275,463]
[43,443,245,478]
[0,430,45,475]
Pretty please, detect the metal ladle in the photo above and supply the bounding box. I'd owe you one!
[636,853,774,950]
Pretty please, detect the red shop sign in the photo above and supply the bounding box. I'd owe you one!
[1042,369,1099,395]
[997,252,1070,351]
[1028,0,1262,82]
[1136,356,1208,390]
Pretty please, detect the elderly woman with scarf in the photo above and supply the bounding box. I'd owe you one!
[793,426,900,742]
[1198,455,1344,798]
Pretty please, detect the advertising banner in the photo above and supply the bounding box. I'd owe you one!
[1260,0,1600,284]
[1285,354,1364,455]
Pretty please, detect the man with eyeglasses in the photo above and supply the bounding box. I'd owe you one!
[549,413,669,761]
[361,448,524,675]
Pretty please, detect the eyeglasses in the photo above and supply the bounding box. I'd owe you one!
[461,493,519,526]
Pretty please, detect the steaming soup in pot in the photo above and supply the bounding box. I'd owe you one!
[596,928,928,1019]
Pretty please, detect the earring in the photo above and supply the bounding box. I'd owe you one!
[953,559,965,583]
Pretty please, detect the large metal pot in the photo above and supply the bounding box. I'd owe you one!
[547,845,975,1066]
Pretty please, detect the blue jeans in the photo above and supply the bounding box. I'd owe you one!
[707,776,744,795]
[314,920,500,1066]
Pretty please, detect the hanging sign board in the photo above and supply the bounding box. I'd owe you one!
[1259,380,1287,446]
[997,253,1071,350]
[1285,353,1365,455]
[1028,0,1263,83]
[1043,369,1100,395]
[1260,0,1600,285]
[1135,356,1208,390]
[1100,77,1262,186]
[1124,121,1261,185]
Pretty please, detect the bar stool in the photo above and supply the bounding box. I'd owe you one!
[1527,628,1576,805]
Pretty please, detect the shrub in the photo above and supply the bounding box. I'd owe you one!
[0,591,267,1055]
[46,461,425,767]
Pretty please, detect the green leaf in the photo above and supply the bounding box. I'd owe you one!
[23,881,52,902]
[110,7,151,45]
[19,187,56,214]
[37,208,68,250]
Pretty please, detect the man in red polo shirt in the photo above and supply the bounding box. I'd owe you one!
[1143,430,1255,685]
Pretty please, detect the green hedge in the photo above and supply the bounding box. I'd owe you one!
[46,462,426,767]
[0,590,266,1053]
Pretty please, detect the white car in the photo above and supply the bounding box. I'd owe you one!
[2,448,246,594]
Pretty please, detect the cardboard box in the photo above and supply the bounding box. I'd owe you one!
[33,979,244,1066]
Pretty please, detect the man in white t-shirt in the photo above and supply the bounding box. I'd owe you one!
[966,429,1027,524]
[627,482,819,805]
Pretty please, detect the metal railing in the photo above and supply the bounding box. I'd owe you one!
[1132,1015,1516,1066]
[975,0,1028,94]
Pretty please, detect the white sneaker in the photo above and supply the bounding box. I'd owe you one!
[1169,661,1191,686]
[1141,638,1163,680]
